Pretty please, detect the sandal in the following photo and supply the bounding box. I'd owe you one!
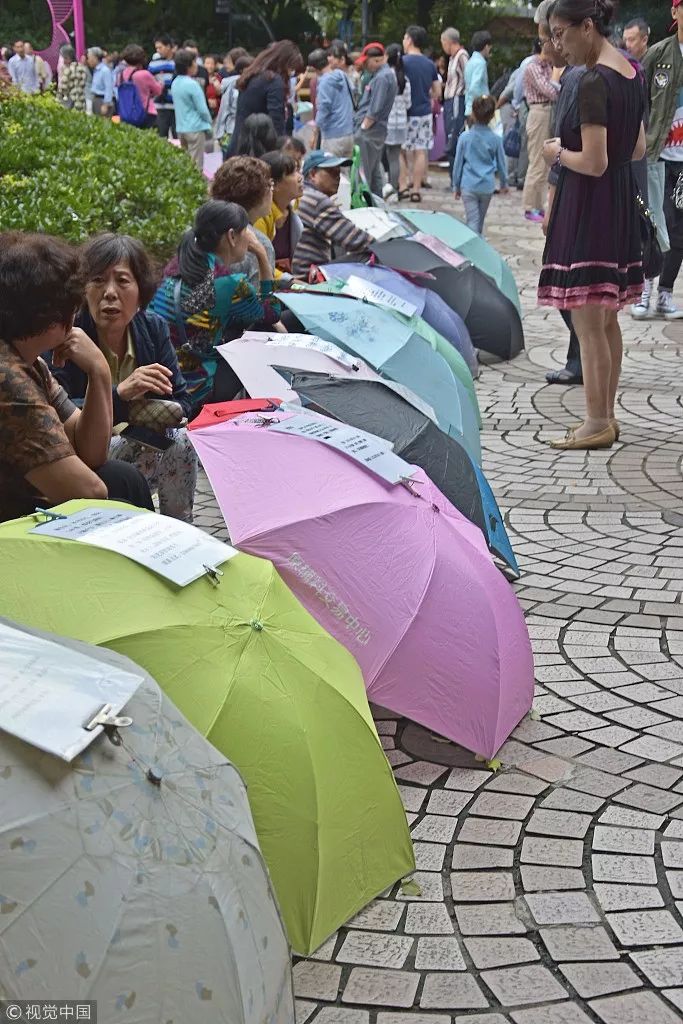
[397,188,411,200]
[410,192,422,202]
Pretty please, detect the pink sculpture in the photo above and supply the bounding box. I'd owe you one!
[38,0,86,69]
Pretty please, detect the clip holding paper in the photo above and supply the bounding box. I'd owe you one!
[84,703,133,746]
[203,564,224,586]
[399,475,422,496]
[34,507,68,521]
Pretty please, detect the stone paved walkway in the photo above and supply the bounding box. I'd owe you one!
[194,177,683,1022]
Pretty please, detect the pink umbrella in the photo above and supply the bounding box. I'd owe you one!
[218,337,438,421]
[190,410,534,758]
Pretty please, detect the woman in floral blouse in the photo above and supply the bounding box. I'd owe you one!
[57,46,87,112]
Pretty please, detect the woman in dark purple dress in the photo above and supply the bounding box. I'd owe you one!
[538,0,646,450]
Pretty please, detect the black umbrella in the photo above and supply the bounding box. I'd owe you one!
[370,238,525,361]
[273,368,519,576]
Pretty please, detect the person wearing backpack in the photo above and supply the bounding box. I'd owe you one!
[118,45,162,129]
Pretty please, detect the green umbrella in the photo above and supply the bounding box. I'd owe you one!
[400,208,522,314]
[0,500,414,956]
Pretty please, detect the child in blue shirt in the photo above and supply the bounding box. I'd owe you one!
[452,94,507,235]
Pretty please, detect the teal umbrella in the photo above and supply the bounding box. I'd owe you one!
[400,209,521,314]
[279,289,482,463]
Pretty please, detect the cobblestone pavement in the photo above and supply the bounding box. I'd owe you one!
[194,177,683,1022]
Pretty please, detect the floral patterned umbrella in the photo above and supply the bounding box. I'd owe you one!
[0,621,294,1024]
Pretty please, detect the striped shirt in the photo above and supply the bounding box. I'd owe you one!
[523,56,557,106]
[292,184,373,278]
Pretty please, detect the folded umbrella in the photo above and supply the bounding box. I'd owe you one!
[371,238,525,362]
[399,208,522,313]
[323,260,480,378]
[0,619,294,1023]
[0,502,414,956]
[189,398,281,430]
[276,369,518,575]
[190,411,534,758]
[278,289,482,462]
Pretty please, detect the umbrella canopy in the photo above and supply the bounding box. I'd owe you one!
[276,369,518,575]
[399,208,522,313]
[0,502,414,956]
[190,412,535,758]
[371,238,525,361]
[0,619,293,1023]
[278,290,482,462]
[189,398,281,430]
[323,260,479,378]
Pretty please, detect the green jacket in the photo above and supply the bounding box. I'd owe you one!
[643,36,683,162]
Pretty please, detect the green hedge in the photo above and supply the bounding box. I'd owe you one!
[0,91,208,261]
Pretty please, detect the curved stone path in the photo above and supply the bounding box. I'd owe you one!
[194,178,683,1022]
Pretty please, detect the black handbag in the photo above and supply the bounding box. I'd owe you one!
[636,192,663,280]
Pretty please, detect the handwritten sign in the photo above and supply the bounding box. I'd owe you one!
[268,413,415,484]
[344,275,418,319]
[261,333,360,368]
[0,623,143,761]
[341,207,409,242]
[32,508,237,587]
[412,231,467,269]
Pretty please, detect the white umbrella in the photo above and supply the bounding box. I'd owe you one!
[0,621,294,1024]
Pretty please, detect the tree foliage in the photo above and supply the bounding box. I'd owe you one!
[0,91,207,260]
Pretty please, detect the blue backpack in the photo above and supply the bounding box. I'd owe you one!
[117,69,148,127]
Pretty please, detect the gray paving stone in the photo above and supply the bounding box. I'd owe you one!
[510,1007,593,1024]
[482,964,567,1005]
[404,903,454,934]
[524,892,600,925]
[521,836,585,867]
[395,872,444,902]
[413,842,446,871]
[296,1000,317,1024]
[420,972,489,1009]
[469,792,535,820]
[631,947,683,987]
[293,962,342,1001]
[348,902,404,932]
[342,969,419,1007]
[598,806,665,830]
[410,815,458,843]
[559,961,643,998]
[593,883,664,911]
[414,936,466,971]
[444,767,491,790]
[455,903,527,935]
[520,866,586,891]
[456,817,523,846]
[393,761,449,785]
[589,990,683,1024]
[615,782,683,813]
[662,840,683,867]
[486,772,549,796]
[592,853,658,885]
[526,809,592,838]
[315,1010,370,1024]
[540,788,604,813]
[464,937,540,969]
[592,825,655,855]
[337,932,414,969]
[606,909,683,946]
[378,1016,450,1024]
[541,925,620,961]
[450,869,517,903]
[452,844,514,870]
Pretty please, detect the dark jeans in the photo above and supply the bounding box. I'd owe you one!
[444,95,465,174]
[559,308,582,376]
[97,460,154,510]
[660,160,683,290]
[157,107,176,139]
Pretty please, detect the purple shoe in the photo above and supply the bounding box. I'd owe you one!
[524,209,544,223]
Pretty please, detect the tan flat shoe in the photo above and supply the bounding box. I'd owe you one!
[549,424,616,450]
[569,418,620,441]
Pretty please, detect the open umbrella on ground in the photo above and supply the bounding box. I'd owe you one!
[371,238,525,361]
[278,289,482,463]
[190,411,534,758]
[0,619,294,1023]
[299,278,482,453]
[212,339,440,424]
[399,208,522,313]
[275,369,518,575]
[323,260,480,378]
[0,502,414,956]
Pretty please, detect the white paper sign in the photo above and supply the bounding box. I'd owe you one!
[341,207,409,242]
[0,623,144,761]
[343,275,418,320]
[261,333,361,369]
[412,231,467,269]
[268,413,415,484]
[32,508,237,587]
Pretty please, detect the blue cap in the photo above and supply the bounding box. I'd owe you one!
[302,149,352,176]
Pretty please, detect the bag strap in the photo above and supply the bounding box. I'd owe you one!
[129,67,150,112]
[173,278,190,347]
[344,74,359,111]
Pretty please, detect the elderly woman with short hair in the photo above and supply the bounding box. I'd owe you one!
[53,234,199,523]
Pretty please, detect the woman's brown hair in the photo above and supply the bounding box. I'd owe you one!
[237,39,304,91]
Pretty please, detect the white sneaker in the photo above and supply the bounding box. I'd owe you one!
[655,290,683,320]
[631,279,653,319]
[382,182,396,199]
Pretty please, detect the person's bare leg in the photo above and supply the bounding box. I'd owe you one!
[604,308,622,419]
[568,304,611,439]
[398,150,410,192]
[401,150,414,192]
[412,148,428,192]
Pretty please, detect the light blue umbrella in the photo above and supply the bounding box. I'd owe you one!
[400,209,522,314]
[279,290,482,463]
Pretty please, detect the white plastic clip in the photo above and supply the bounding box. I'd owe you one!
[203,564,224,586]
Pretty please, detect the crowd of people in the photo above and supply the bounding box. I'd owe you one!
[0,0,680,532]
